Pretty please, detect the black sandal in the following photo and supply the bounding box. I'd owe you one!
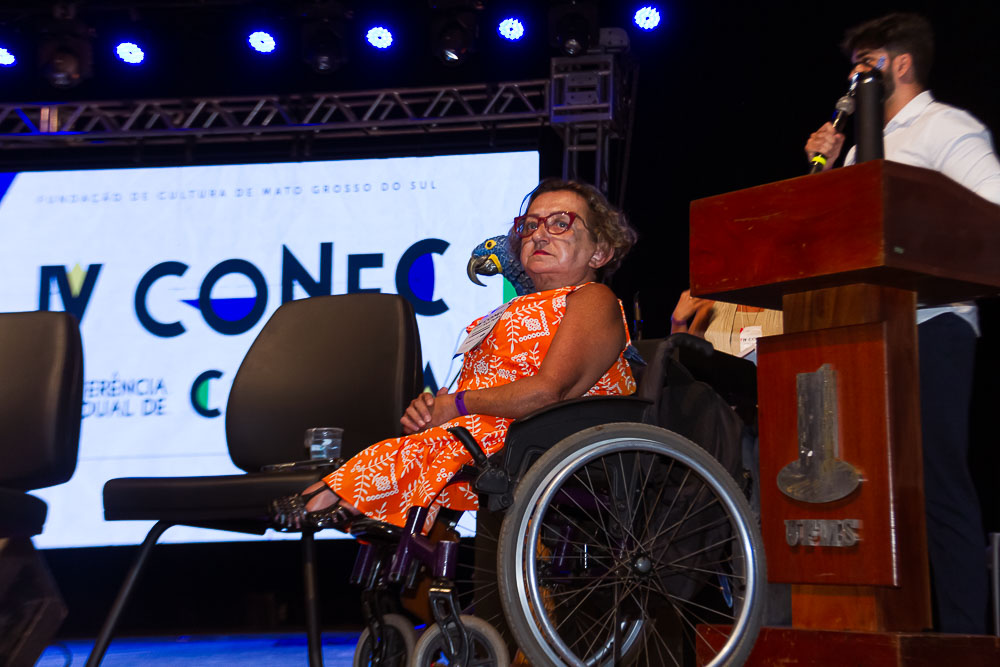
[269,486,357,532]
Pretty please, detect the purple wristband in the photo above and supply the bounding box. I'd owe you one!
[455,390,469,416]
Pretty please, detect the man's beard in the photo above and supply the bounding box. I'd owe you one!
[881,57,897,100]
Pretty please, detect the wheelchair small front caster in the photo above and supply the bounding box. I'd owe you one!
[409,615,510,666]
[353,613,417,667]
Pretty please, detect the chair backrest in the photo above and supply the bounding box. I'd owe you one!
[0,311,83,491]
[225,294,423,472]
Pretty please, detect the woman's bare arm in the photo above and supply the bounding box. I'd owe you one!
[400,283,626,433]
[670,289,714,336]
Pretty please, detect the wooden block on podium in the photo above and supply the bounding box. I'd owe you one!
[756,284,931,631]
[756,322,896,587]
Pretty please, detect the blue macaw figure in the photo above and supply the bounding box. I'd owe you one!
[466,234,535,296]
[467,234,646,367]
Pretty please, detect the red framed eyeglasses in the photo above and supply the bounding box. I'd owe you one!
[513,211,584,238]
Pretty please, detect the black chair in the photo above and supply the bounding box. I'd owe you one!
[0,311,84,666]
[87,294,423,667]
[990,531,1000,636]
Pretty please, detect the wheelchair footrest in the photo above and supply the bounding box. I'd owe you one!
[349,518,402,543]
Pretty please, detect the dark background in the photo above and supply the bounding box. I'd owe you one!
[1,0,997,637]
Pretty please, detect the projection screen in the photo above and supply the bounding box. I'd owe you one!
[0,151,539,547]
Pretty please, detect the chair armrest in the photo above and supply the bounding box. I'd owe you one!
[260,458,343,473]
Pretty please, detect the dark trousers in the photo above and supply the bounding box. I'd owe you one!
[919,313,987,634]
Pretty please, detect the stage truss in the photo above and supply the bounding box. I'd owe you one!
[0,80,551,145]
[0,55,634,195]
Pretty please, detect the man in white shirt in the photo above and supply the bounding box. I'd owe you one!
[805,12,1000,635]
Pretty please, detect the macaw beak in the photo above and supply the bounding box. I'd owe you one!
[466,254,502,286]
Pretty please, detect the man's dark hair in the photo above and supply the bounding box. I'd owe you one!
[841,13,934,86]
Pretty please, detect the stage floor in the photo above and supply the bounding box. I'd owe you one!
[36,632,363,666]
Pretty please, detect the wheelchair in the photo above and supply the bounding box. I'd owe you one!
[347,334,766,667]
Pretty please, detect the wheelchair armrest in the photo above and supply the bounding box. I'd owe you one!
[500,395,653,485]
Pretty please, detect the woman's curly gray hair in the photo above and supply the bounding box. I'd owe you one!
[511,178,637,281]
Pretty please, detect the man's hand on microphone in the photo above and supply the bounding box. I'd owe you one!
[805,122,846,171]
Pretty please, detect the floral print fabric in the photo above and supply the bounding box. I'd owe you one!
[323,284,636,527]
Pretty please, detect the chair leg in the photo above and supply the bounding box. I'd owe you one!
[0,538,67,667]
[85,521,172,667]
[990,532,1000,637]
[302,530,324,667]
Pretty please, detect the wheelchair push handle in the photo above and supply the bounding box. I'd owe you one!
[666,332,714,356]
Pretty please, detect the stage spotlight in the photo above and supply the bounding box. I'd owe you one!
[299,2,352,74]
[634,6,661,30]
[434,21,472,64]
[366,26,393,49]
[42,49,84,87]
[430,6,479,66]
[248,30,276,53]
[115,41,144,64]
[302,22,346,73]
[549,1,598,56]
[498,18,524,41]
[0,47,14,66]
[38,5,93,89]
[556,14,589,55]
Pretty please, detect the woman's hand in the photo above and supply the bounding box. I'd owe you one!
[671,289,713,334]
[400,387,457,435]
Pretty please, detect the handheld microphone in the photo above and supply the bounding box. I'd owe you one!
[808,94,856,174]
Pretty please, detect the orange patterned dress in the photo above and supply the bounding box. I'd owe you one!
[322,284,636,527]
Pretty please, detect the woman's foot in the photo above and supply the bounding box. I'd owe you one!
[269,483,359,532]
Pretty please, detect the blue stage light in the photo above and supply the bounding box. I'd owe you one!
[634,6,661,30]
[116,42,144,64]
[498,18,525,41]
[366,26,393,49]
[0,47,14,66]
[248,31,276,53]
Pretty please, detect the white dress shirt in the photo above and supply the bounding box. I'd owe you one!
[845,90,1000,332]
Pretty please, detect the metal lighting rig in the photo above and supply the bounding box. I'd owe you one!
[1,53,635,196]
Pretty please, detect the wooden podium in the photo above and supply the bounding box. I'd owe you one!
[689,160,1000,662]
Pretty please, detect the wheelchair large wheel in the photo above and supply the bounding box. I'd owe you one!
[353,613,417,667]
[497,423,765,666]
[409,615,510,667]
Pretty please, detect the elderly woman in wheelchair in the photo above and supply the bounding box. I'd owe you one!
[272,178,765,666]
